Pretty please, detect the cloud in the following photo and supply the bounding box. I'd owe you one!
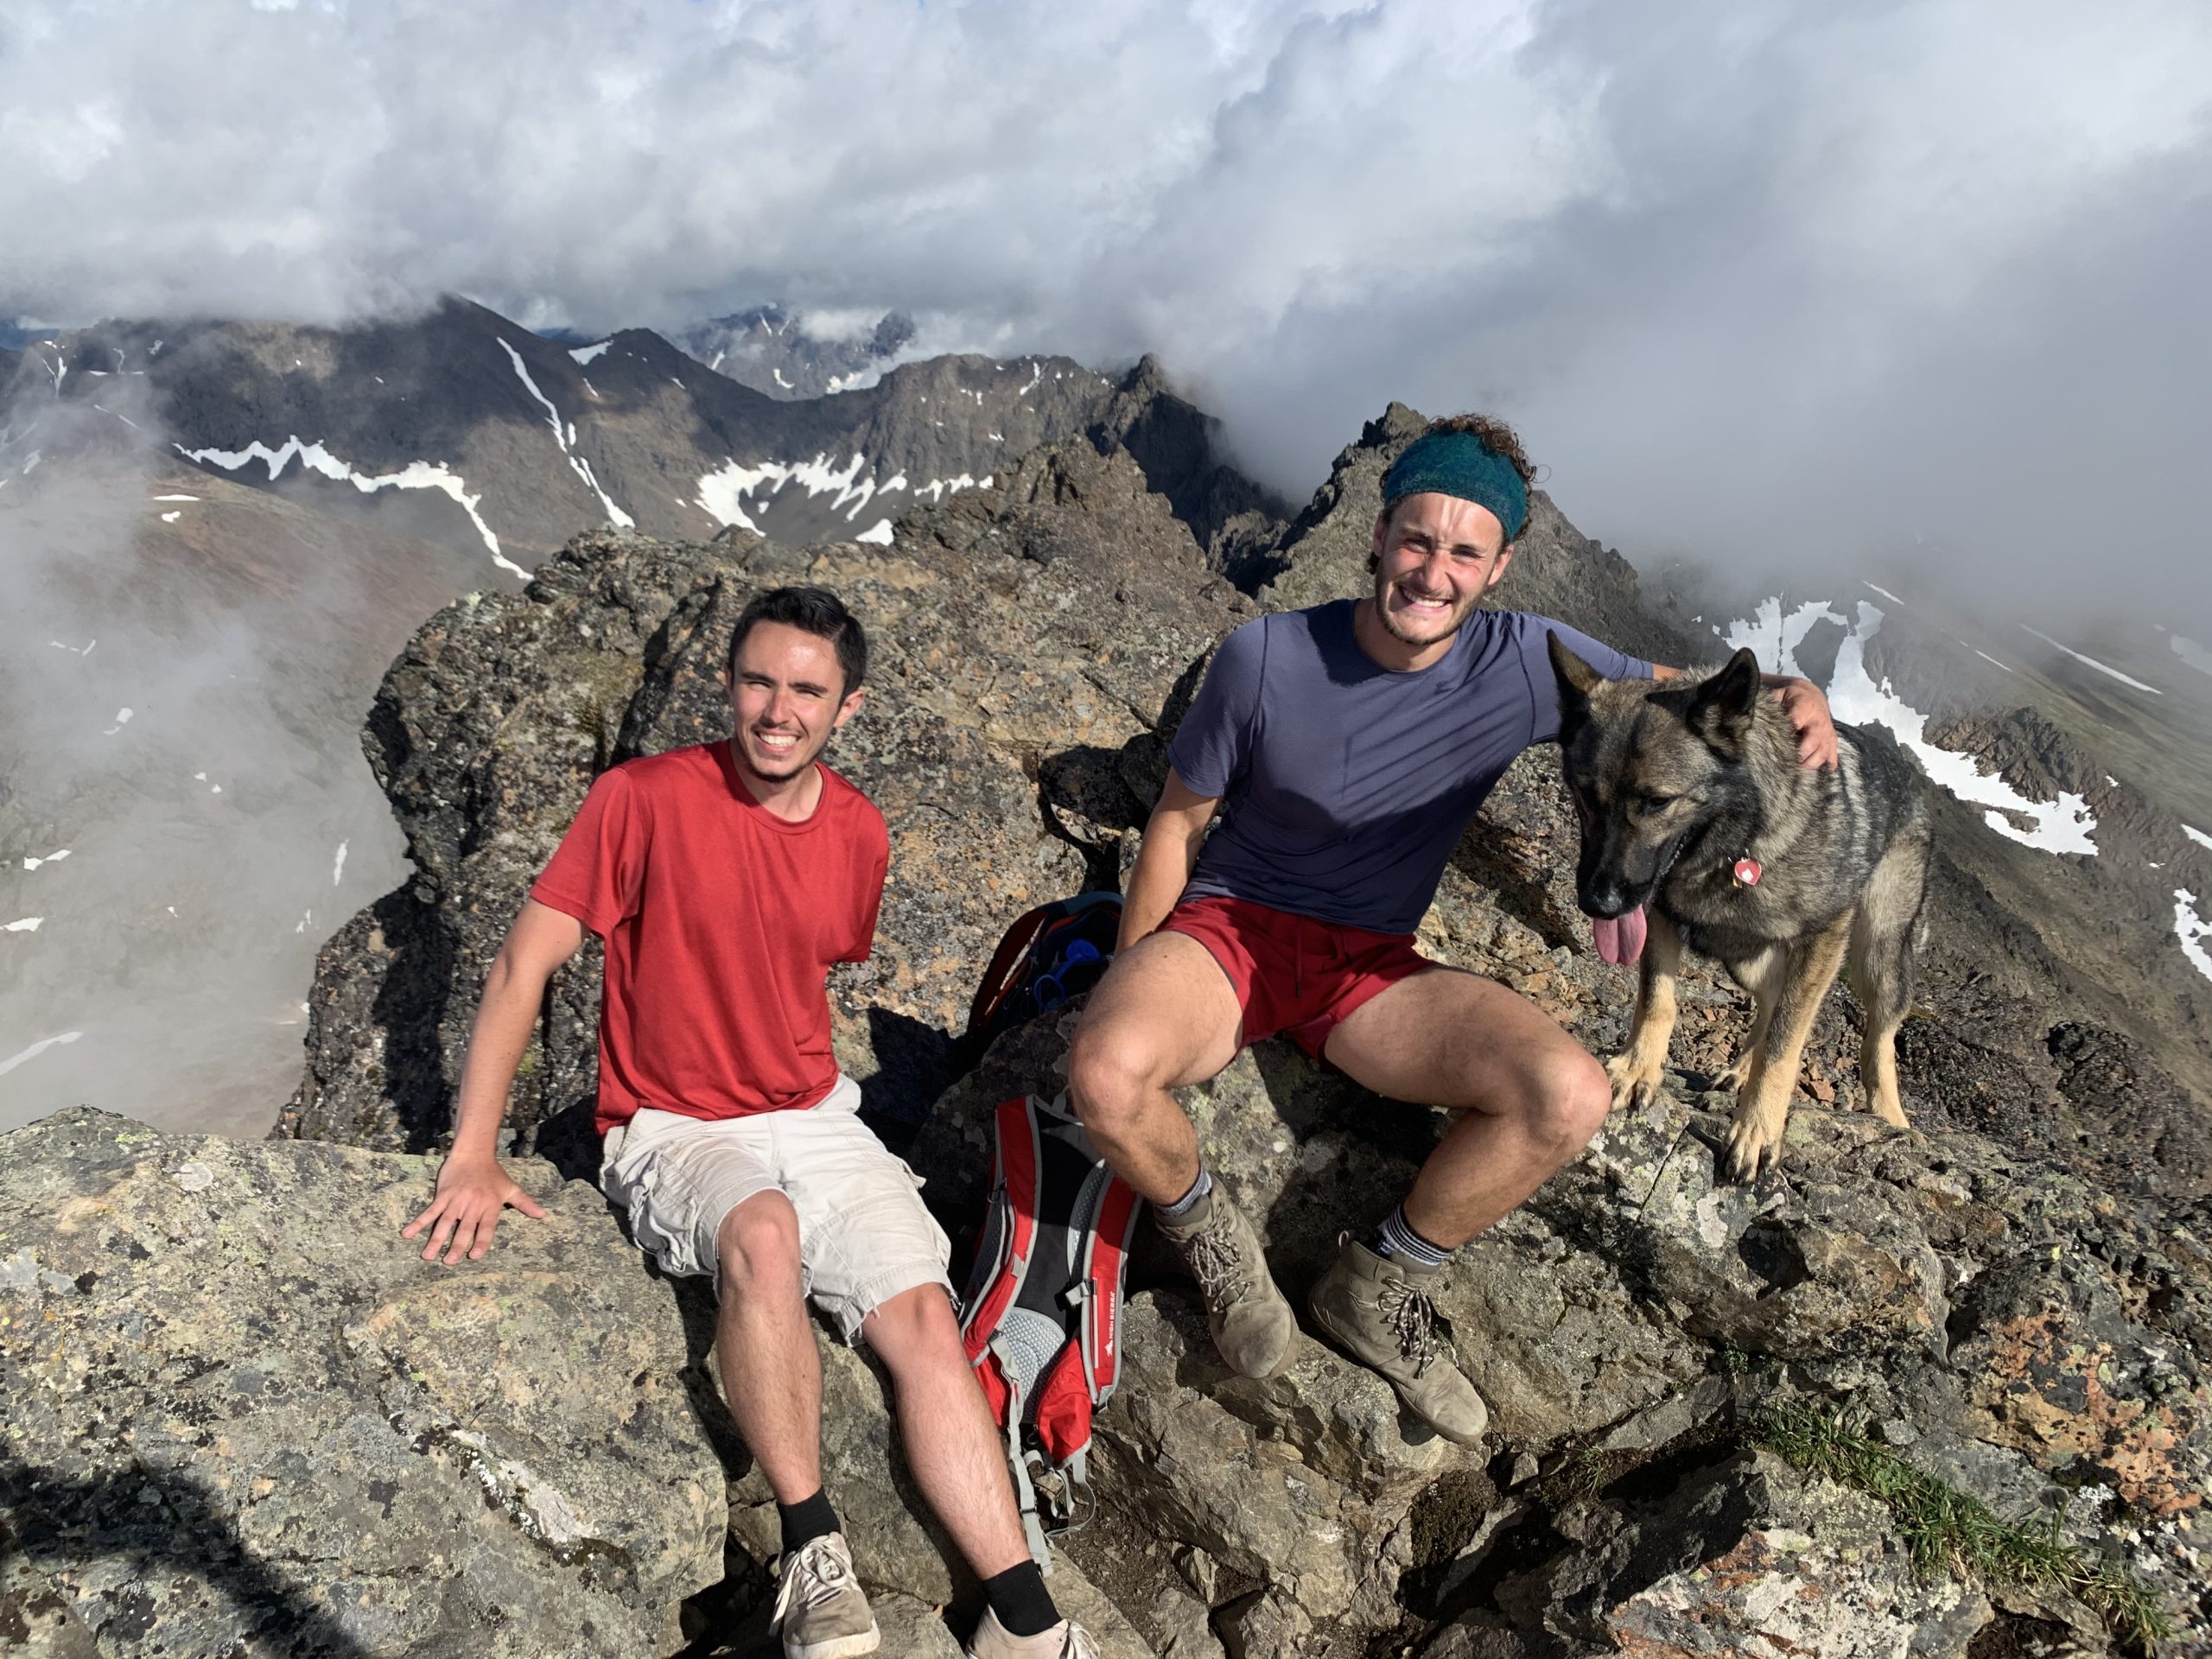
[3,0,2208,616]
[0,380,406,1137]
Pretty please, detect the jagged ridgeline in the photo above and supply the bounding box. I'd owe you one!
[5,392,2209,1653]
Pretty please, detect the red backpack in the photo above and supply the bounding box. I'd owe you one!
[956,1093,1142,1567]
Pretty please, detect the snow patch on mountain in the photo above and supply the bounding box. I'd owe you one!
[2019,626,2162,695]
[568,341,610,365]
[1729,597,2100,855]
[2171,634,2212,677]
[497,338,634,530]
[176,435,524,578]
[694,451,897,532]
[912,474,985,505]
[0,1031,81,1079]
[855,518,894,545]
[2177,889,2212,985]
[2183,824,2212,854]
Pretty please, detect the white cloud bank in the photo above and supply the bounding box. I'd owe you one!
[3,0,2209,618]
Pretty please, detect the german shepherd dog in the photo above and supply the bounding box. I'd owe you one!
[1548,637,1931,1179]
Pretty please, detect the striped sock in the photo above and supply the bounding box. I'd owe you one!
[1156,1166,1212,1222]
[1372,1204,1452,1268]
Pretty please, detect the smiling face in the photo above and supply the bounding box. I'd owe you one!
[721,620,865,794]
[1365,492,1516,660]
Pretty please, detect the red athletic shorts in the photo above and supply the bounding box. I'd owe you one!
[1159,894,1433,1059]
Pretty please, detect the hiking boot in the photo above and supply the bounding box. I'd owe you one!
[1307,1235,1489,1445]
[772,1533,880,1659]
[1155,1184,1295,1378]
[966,1609,1100,1659]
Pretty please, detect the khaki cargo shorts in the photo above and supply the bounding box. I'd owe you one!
[599,1074,953,1344]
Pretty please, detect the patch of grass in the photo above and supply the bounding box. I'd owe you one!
[1715,1344,1782,1379]
[1754,1400,2172,1654]
[1556,1444,1635,1499]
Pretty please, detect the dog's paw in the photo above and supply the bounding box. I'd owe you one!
[1606,1050,1665,1112]
[1714,1053,1755,1093]
[1724,1100,1788,1180]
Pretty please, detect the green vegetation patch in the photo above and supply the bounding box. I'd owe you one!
[1753,1400,2172,1653]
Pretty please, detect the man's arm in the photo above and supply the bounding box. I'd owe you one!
[1117,769,1223,951]
[1649,664,1839,770]
[401,898,587,1263]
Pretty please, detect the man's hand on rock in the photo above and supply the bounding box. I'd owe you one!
[403,1153,548,1264]
[1771,677,1839,771]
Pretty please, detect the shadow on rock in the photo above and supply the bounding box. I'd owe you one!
[2,1464,375,1656]
[858,1006,958,1153]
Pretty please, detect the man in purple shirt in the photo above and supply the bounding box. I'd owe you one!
[1066,416,1836,1441]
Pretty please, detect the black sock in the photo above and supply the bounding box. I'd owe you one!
[982,1561,1059,1638]
[777,1488,839,1557]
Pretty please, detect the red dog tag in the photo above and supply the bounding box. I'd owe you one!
[1733,858,1763,887]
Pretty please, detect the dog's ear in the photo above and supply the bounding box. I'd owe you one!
[1548,632,1603,739]
[1685,647,1763,753]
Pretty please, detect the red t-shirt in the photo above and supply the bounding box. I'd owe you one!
[529,742,888,1135]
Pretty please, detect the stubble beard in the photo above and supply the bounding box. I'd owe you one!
[1371,567,1476,650]
[736,726,825,785]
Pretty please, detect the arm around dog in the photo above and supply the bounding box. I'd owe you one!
[1650,664,1838,771]
[400,898,584,1263]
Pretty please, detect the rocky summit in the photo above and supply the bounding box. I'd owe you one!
[6,405,2210,1655]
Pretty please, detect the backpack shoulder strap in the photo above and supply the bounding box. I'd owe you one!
[961,902,1061,1050]
[959,1096,1046,1366]
[1076,1163,1143,1406]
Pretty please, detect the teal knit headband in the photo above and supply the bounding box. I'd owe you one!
[1382,430,1529,541]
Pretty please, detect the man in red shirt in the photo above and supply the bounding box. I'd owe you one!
[404,588,1092,1659]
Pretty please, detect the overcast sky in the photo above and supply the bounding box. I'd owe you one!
[5,0,2208,618]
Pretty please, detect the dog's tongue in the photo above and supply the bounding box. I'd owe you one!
[1594,906,1648,966]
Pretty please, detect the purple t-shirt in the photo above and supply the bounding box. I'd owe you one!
[1168,601,1652,935]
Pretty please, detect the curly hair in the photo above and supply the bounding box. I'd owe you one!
[1386,412,1538,496]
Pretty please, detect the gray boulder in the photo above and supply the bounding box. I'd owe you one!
[0,1108,725,1656]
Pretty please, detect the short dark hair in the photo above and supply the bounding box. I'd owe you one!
[726,586,868,696]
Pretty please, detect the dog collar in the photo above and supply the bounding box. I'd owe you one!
[1732,857,1763,888]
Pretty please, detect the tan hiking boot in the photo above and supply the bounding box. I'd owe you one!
[966,1609,1100,1659]
[1307,1235,1489,1445]
[1155,1184,1296,1378]
[772,1533,880,1659]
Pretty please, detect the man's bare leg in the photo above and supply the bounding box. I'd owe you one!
[1065,930,1244,1202]
[1068,929,1295,1378]
[1322,969,1611,1248]
[714,1191,823,1503]
[861,1287,1031,1577]
[1306,968,1608,1443]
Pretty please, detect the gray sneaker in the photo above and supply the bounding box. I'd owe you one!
[772,1533,880,1659]
[1156,1184,1295,1378]
[1307,1235,1489,1445]
[965,1609,1100,1658]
